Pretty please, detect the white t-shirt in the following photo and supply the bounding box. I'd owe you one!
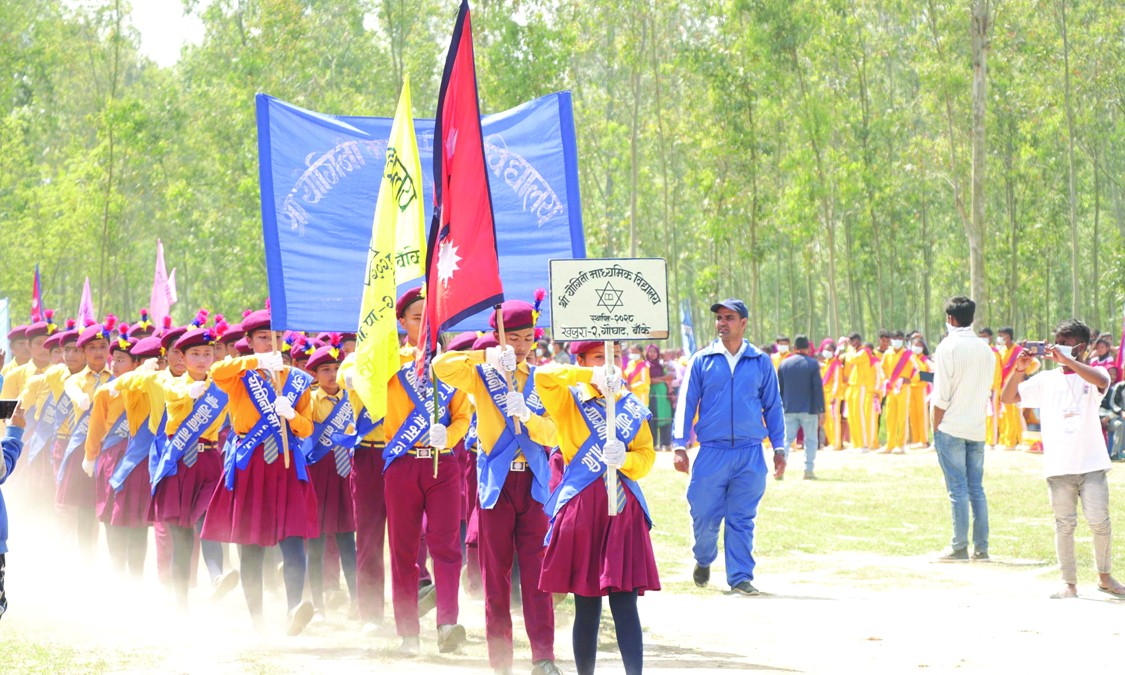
[1018,367,1112,478]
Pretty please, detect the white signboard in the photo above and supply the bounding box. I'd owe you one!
[549,258,669,341]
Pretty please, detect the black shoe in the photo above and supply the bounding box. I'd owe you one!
[693,564,710,588]
[971,550,990,562]
[437,623,467,653]
[731,580,760,596]
[418,581,437,617]
[937,548,969,562]
[531,660,563,675]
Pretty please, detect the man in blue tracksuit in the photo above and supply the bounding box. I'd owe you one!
[672,298,786,595]
[1,404,26,620]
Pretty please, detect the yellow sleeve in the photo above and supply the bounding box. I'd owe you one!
[211,355,257,394]
[621,414,656,481]
[533,363,593,417]
[523,402,558,447]
[445,390,472,445]
[0,363,28,399]
[288,383,314,439]
[19,374,45,413]
[432,349,487,393]
[84,388,112,461]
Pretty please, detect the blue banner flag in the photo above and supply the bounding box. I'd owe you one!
[681,299,697,354]
[256,92,586,332]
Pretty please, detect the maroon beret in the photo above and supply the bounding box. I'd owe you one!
[446,331,478,352]
[160,326,188,350]
[44,331,67,351]
[175,327,220,352]
[111,335,138,355]
[241,309,272,335]
[233,337,253,355]
[219,323,245,344]
[396,288,424,318]
[25,311,59,340]
[56,329,80,347]
[306,344,345,372]
[77,323,112,349]
[130,336,165,359]
[568,340,607,356]
[7,324,28,341]
[472,334,499,350]
[489,300,536,332]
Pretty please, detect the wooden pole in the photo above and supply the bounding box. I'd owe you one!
[431,344,440,479]
[270,329,291,469]
[605,339,619,517]
[493,303,522,435]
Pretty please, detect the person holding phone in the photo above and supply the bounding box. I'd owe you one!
[1,402,26,620]
[1001,320,1125,599]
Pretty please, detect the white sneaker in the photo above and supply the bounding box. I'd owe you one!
[892,447,905,454]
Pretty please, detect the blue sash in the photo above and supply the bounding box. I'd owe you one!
[150,383,229,493]
[99,412,130,452]
[475,364,550,508]
[347,406,382,449]
[148,411,168,485]
[111,417,156,493]
[382,366,455,471]
[543,388,652,544]
[301,392,354,465]
[26,393,61,463]
[224,368,313,489]
[464,415,479,452]
[57,407,92,484]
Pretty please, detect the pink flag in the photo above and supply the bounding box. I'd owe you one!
[149,239,178,325]
[78,277,96,326]
[31,264,43,320]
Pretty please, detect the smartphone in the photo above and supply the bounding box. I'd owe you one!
[1025,341,1046,357]
[0,400,17,419]
[918,371,935,383]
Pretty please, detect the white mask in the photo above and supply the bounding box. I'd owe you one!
[996,336,1006,346]
[1056,344,1077,359]
[822,350,834,360]
[777,344,790,353]
[891,339,904,349]
[911,345,924,355]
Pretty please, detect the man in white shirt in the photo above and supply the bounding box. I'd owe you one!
[1002,319,1125,599]
[931,297,996,562]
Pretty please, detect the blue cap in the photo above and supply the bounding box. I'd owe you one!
[710,298,749,319]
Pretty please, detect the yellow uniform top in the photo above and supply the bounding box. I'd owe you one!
[1,358,27,379]
[384,361,472,449]
[846,349,879,389]
[37,365,80,434]
[164,373,229,441]
[210,356,314,439]
[533,363,655,482]
[19,370,51,420]
[623,356,651,403]
[909,353,933,387]
[115,369,175,434]
[880,347,916,392]
[821,358,845,403]
[84,383,148,461]
[1,360,48,400]
[337,347,414,443]
[63,365,113,439]
[432,350,557,461]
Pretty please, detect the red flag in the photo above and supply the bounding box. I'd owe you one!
[1114,302,1125,383]
[30,264,42,320]
[421,0,504,358]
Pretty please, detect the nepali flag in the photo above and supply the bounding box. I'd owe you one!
[420,0,504,363]
[30,263,43,320]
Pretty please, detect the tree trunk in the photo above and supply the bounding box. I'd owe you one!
[1058,0,1081,317]
[969,0,992,327]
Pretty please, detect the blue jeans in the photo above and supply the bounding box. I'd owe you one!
[783,412,819,472]
[686,444,767,586]
[934,430,989,552]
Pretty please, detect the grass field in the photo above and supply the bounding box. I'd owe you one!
[2,446,1123,673]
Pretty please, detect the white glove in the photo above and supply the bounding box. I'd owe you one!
[486,345,517,372]
[273,396,296,420]
[139,358,159,373]
[108,380,121,398]
[429,422,449,449]
[188,380,208,399]
[257,350,284,372]
[603,439,627,468]
[505,391,531,422]
[82,457,96,477]
[73,392,91,412]
[590,365,623,396]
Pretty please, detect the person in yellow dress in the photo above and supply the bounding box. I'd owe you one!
[845,335,879,452]
[907,335,933,447]
[818,339,845,451]
[879,331,915,454]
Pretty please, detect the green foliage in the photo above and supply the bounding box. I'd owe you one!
[1,0,1123,343]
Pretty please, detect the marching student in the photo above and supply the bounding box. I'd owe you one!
[201,308,319,635]
[0,324,30,383]
[433,299,561,675]
[997,327,1038,450]
[908,336,933,447]
[382,288,472,655]
[444,330,482,600]
[1,312,55,402]
[879,330,914,454]
[82,329,142,575]
[845,334,879,452]
[57,317,115,555]
[536,340,659,675]
[13,315,65,498]
[819,339,845,451]
[301,338,359,619]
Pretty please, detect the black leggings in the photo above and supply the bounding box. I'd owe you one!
[169,522,225,607]
[239,537,306,619]
[106,526,148,577]
[306,532,357,610]
[573,591,643,675]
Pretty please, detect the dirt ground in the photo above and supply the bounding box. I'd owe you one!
[4,452,1123,674]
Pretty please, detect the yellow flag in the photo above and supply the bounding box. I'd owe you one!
[353,77,424,420]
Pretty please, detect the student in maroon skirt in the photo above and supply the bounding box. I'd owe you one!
[301,339,359,618]
[447,330,483,600]
[58,319,115,555]
[81,329,140,574]
[535,341,660,675]
[201,309,319,635]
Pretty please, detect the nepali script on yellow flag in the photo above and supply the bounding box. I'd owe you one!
[353,77,425,421]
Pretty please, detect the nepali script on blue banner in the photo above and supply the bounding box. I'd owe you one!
[256,92,586,333]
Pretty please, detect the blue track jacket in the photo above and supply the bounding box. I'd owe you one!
[673,339,786,449]
[1,425,24,554]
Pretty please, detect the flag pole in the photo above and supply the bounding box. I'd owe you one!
[493,304,522,435]
[271,329,291,469]
[605,339,619,517]
[431,342,441,479]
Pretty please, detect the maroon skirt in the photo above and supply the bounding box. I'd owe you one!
[110,451,153,529]
[23,438,58,505]
[548,448,565,492]
[150,448,222,528]
[51,434,69,478]
[307,454,356,535]
[201,444,320,546]
[95,438,128,523]
[56,444,95,510]
[538,479,661,597]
